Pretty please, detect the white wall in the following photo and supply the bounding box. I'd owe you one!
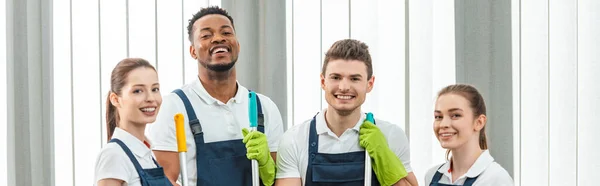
[514,0,600,185]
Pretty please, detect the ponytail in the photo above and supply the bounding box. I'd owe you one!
[105,91,119,141]
[479,127,488,150]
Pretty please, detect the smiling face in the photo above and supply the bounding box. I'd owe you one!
[321,59,374,115]
[433,93,485,150]
[111,67,162,126]
[189,14,240,72]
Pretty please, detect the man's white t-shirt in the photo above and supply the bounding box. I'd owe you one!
[94,128,159,186]
[276,109,413,184]
[424,150,514,185]
[146,79,284,186]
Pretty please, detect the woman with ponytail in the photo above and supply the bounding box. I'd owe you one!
[425,84,513,186]
[94,58,172,186]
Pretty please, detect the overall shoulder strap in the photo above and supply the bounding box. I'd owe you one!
[172,89,203,135]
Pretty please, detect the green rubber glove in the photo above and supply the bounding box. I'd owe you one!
[359,121,408,186]
[242,128,276,186]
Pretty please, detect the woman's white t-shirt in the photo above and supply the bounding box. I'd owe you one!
[424,150,514,186]
[94,127,160,186]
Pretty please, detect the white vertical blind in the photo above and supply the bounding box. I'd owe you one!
[128,0,157,65]
[71,0,102,185]
[514,0,600,185]
[510,0,521,184]
[520,0,549,185]
[0,0,8,185]
[286,0,294,127]
[577,0,600,185]
[100,0,127,145]
[548,0,578,185]
[373,0,406,130]
[52,0,74,184]
[407,0,437,179]
[209,0,221,7]
[291,0,321,124]
[156,0,184,95]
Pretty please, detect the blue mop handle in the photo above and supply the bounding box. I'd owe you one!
[366,112,375,123]
[248,92,258,128]
[364,112,375,186]
[248,91,259,186]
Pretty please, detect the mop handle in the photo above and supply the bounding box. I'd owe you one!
[248,92,260,186]
[175,113,188,186]
[364,112,375,186]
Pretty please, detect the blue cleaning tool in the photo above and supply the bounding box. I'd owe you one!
[248,91,259,186]
[364,112,375,186]
[248,92,258,128]
[366,112,375,123]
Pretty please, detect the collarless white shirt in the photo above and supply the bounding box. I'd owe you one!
[424,150,514,186]
[94,127,158,186]
[146,78,284,186]
[276,109,413,185]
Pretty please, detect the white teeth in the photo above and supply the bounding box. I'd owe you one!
[440,133,455,137]
[213,48,228,54]
[141,108,155,112]
[336,95,353,100]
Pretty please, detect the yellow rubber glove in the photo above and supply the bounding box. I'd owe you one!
[242,128,276,186]
[359,121,408,186]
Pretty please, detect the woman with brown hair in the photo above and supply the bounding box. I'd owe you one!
[94,58,171,186]
[425,84,513,186]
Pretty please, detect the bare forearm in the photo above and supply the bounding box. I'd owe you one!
[271,152,277,163]
[275,178,302,186]
[392,179,411,186]
[97,179,124,186]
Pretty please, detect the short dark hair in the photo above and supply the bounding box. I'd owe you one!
[187,6,235,42]
[322,39,373,79]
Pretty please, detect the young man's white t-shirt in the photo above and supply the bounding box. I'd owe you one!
[146,79,284,186]
[94,127,159,186]
[276,109,413,184]
[424,150,514,185]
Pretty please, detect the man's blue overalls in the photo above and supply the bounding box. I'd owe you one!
[109,139,173,186]
[173,89,266,186]
[304,113,381,186]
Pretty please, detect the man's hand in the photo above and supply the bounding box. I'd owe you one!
[242,128,276,186]
[359,121,408,186]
